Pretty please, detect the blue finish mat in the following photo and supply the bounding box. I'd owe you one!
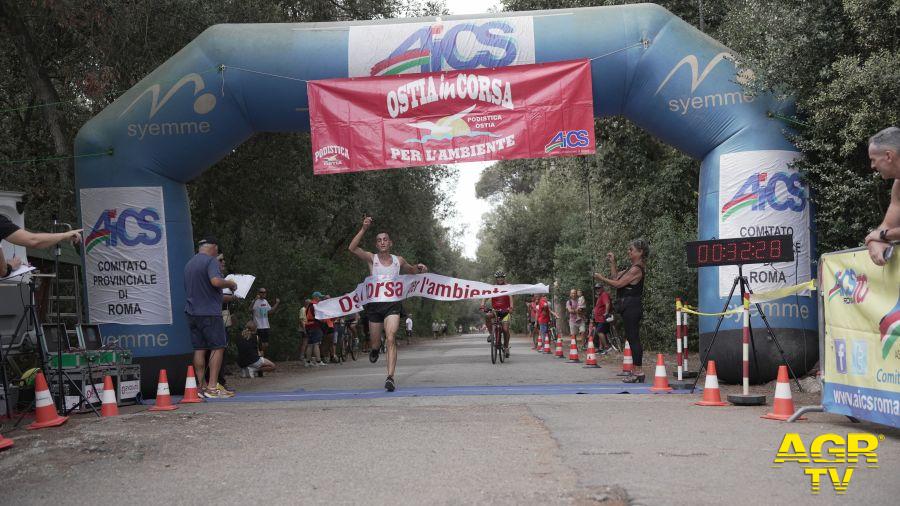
[202,383,700,403]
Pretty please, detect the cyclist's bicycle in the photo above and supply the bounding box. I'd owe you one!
[338,325,358,362]
[485,309,507,364]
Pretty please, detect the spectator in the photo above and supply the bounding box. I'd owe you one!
[566,289,585,346]
[405,314,413,341]
[251,288,280,357]
[577,289,588,348]
[304,292,325,367]
[591,283,612,353]
[184,236,238,398]
[331,317,345,363]
[238,321,276,377]
[594,239,649,383]
[0,214,81,278]
[432,320,440,339]
[213,253,236,394]
[865,126,900,265]
[298,299,309,361]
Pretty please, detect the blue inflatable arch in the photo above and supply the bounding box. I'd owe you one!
[75,3,816,391]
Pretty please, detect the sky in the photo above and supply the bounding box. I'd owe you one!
[442,0,502,259]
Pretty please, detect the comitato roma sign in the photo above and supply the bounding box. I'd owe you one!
[308,59,595,173]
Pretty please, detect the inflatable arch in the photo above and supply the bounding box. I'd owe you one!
[75,4,816,391]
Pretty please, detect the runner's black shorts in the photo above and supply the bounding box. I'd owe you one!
[365,301,403,323]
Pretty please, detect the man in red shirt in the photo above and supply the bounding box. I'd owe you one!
[591,283,613,353]
[536,294,558,344]
[481,271,514,358]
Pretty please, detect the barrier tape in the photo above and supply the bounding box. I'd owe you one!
[680,279,817,317]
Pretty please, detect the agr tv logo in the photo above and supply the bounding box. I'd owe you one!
[772,432,882,494]
[86,208,163,252]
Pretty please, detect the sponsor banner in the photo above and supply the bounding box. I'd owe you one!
[314,273,548,319]
[80,187,172,325]
[655,51,757,117]
[120,73,217,141]
[822,249,900,428]
[308,59,595,174]
[348,17,535,77]
[717,150,810,296]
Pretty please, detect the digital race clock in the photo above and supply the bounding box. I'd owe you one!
[685,235,794,268]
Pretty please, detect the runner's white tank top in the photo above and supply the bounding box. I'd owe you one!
[371,254,400,280]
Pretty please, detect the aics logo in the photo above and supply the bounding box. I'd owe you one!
[86,208,163,252]
[120,73,216,140]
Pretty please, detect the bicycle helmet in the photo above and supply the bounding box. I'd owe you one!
[594,283,603,289]
[494,270,506,278]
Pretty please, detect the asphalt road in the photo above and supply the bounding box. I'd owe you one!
[1,333,897,505]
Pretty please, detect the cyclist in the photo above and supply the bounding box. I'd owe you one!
[480,271,514,358]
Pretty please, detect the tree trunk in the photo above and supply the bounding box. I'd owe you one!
[0,2,73,216]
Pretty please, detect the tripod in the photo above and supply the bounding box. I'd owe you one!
[691,264,803,393]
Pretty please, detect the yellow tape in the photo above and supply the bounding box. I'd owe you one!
[680,305,743,317]
[748,279,817,303]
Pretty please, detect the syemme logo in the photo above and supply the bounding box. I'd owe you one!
[878,296,900,359]
[86,208,163,252]
[314,145,350,166]
[656,52,756,115]
[370,21,519,76]
[544,130,590,153]
[721,171,806,222]
[827,269,869,304]
[772,432,882,495]
[120,73,216,140]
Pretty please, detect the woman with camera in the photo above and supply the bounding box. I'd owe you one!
[593,239,649,383]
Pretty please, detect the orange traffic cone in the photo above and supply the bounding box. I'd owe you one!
[695,361,727,406]
[536,333,543,352]
[584,339,599,368]
[149,369,178,412]
[650,354,673,392]
[763,365,804,421]
[617,341,634,376]
[555,335,564,357]
[0,432,13,451]
[567,336,580,363]
[100,375,119,417]
[542,335,551,354]
[27,371,68,430]
[180,366,203,404]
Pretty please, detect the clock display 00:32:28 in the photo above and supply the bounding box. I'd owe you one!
[696,239,782,264]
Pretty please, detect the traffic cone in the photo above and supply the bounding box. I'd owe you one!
[555,335,564,357]
[542,335,551,354]
[149,369,178,412]
[27,371,68,430]
[584,339,599,368]
[762,366,804,421]
[180,366,203,404]
[695,361,727,406]
[100,375,119,417]
[536,333,543,352]
[650,354,673,392]
[567,336,580,363]
[0,432,12,451]
[617,341,634,376]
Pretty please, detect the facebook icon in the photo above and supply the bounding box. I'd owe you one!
[835,339,847,374]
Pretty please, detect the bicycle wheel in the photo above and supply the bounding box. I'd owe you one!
[490,327,498,364]
[498,333,505,363]
[349,336,358,361]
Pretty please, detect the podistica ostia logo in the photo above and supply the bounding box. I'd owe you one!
[772,432,882,494]
[119,73,216,140]
[720,171,807,222]
[85,208,163,253]
[369,21,520,76]
[655,51,756,116]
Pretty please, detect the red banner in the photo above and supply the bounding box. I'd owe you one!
[308,60,595,174]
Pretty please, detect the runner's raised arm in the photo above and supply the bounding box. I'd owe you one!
[348,215,375,263]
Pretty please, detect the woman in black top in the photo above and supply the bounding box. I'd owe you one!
[594,239,649,383]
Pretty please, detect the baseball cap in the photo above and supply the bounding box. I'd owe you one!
[198,235,219,248]
[311,291,324,299]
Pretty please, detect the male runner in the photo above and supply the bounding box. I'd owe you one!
[480,270,514,358]
[348,216,427,392]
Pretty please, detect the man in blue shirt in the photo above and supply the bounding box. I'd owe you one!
[184,236,237,398]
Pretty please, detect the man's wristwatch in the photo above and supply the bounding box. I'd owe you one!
[880,228,890,242]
